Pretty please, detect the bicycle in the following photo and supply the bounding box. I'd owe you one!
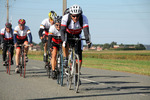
[66,38,86,93]
[5,44,14,75]
[17,44,29,78]
[46,48,52,78]
[56,43,64,86]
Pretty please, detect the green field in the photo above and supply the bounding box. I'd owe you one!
[82,50,150,76]
[1,50,150,76]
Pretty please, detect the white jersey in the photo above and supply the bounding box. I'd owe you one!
[49,25,62,44]
[61,14,89,35]
[40,18,52,35]
[0,28,13,40]
[14,25,31,40]
[49,25,61,37]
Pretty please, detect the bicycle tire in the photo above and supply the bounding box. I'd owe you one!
[47,64,51,78]
[74,54,80,93]
[23,53,26,78]
[60,54,64,86]
[67,52,74,90]
[8,52,11,75]
[57,55,61,84]
[6,53,9,74]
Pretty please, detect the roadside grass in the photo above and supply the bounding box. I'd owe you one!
[1,50,150,76]
[82,58,150,76]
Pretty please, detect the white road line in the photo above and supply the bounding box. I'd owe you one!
[80,78,99,85]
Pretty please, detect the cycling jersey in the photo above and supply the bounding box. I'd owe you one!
[0,28,14,44]
[39,18,52,36]
[61,14,89,35]
[49,25,62,44]
[13,25,32,44]
[1,28,13,41]
[1,28,14,62]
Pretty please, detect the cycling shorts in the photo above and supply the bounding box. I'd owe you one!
[67,33,82,62]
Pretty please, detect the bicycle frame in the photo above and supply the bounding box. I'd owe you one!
[17,44,29,78]
[56,44,64,86]
[6,44,13,75]
[67,38,86,93]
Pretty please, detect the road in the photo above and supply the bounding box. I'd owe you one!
[0,56,150,100]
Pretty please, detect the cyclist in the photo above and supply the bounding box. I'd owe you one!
[14,19,33,73]
[0,23,14,66]
[38,11,57,64]
[60,5,92,83]
[48,16,62,79]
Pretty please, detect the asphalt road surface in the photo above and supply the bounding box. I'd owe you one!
[0,55,150,100]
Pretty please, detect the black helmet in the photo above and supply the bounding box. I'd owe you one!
[5,22,12,29]
[54,16,62,23]
[64,8,69,15]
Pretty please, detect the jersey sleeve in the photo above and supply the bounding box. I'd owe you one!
[61,14,68,27]
[40,19,46,29]
[26,26,31,34]
[13,26,18,35]
[82,15,89,28]
[0,28,4,35]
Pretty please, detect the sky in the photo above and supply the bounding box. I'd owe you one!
[0,0,150,45]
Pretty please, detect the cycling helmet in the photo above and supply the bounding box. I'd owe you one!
[54,16,62,23]
[48,11,57,21]
[69,5,82,15]
[5,22,12,29]
[64,8,69,15]
[18,19,26,25]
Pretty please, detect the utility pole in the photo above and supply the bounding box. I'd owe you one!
[63,0,67,15]
[7,0,9,23]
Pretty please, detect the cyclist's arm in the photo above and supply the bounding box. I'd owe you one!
[28,33,32,43]
[38,28,44,39]
[48,34,52,48]
[0,33,4,44]
[13,34,17,44]
[83,26,91,43]
[60,26,66,42]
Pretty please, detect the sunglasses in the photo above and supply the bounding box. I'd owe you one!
[71,14,80,18]
[55,24,60,27]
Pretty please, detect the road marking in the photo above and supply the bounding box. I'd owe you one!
[32,66,41,69]
[80,78,99,85]
[139,94,147,96]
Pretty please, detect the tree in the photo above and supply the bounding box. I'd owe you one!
[103,43,110,50]
[135,44,146,50]
[110,41,117,48]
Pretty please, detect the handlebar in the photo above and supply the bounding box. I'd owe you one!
[68,38,86,41]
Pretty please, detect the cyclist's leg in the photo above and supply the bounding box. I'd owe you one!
[15,47,21,66]
[51,46,58,79]
[43,36,48,63]
[2,44,8,65]
[24,41,28,55]
[10,45,14,64]
[51,47,57,71]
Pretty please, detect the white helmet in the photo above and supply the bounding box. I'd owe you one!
[69,5,82,14]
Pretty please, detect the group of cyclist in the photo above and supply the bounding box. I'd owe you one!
[0,5,92,82]
[0,19,33,73]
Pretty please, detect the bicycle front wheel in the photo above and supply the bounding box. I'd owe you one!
[74,54,80,93]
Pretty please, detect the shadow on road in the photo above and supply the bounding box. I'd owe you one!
[28,91,150,100]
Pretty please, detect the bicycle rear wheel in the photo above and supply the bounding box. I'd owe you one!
[8,52,11,75]
[23,53,26,78]
[6,55,9,74]
[47,64,51,78]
